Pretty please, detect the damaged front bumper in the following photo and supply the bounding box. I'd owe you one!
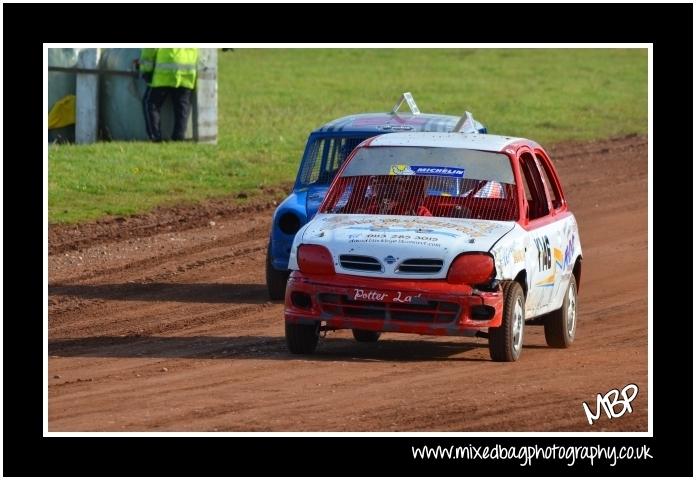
[284,271,503,336]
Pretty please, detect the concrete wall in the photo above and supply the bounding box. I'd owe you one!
[48,47,218,144]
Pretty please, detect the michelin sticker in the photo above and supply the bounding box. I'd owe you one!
[390,165,465,178]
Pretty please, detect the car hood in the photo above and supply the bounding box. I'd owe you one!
[295,213,515,279]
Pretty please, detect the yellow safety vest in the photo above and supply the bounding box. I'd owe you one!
[139,48,198,89]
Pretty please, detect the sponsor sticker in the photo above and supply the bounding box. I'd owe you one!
[353,288,426,304]
[389,164,415,175]
[390,165,465,178]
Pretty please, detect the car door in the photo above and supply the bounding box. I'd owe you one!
[534,148,578,312]
[518,149,564,317]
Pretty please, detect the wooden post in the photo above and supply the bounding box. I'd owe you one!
[75,48,99,144]
[193,48,218,144]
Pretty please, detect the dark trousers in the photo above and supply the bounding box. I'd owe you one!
[143,86,193,141]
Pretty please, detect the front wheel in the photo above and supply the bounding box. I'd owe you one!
[285,323,319,354]
[352,329,381,342]
[266,241,289,300]
[488,281,525,362]
[544,274,577,348]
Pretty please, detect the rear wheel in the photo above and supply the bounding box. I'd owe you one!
[352,329,381,342]
[544,274,577,348]
[488,281,525,362]
[266,241,289,300]
[285,323,319,354]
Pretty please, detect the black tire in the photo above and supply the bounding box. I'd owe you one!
[488,281,525,362]
[285,323,319,354]
[544,274,578,348]
[352,329,381,342]
[266,241,289,300]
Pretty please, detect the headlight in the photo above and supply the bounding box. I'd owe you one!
[297,244,335,275]
[447,253,495,285]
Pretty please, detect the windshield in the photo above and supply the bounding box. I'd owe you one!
[320,146,519,221]
[296,135,369,188]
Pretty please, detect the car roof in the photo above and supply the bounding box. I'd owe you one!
[366,131,539,152]
[313,113,459,134]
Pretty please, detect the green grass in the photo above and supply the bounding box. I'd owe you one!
[49,48,647,224]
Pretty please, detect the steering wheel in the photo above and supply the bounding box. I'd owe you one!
[416,205,433,216]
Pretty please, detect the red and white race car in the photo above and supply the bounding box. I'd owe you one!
[284,131,582,361]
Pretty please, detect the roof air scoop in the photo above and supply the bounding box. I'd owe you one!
[391,92,421,115]
[453,111,479,133]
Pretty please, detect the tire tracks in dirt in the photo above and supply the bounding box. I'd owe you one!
[48,135,648,432]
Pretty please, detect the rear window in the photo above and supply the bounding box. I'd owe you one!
[321,146,519,221]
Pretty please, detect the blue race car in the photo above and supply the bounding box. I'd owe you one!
[266,93,487,299]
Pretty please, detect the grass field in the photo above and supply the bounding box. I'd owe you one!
[48,48,647,224]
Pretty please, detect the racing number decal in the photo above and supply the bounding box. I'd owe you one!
[534,235,551,271]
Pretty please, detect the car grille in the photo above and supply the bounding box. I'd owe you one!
[317,293,459,323]
[339,255,382,272]
[396,258,444,274]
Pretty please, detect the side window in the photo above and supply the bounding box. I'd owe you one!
[519,152,550,220]
[519,167,534,202]
[298,139,325,185]
[534,151,563,210]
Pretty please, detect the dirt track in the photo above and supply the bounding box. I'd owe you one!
[48,135,648,432]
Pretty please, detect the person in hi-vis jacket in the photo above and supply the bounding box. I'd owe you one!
[138,48,198,141]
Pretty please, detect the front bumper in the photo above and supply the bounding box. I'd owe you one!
[284,271,503,336]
